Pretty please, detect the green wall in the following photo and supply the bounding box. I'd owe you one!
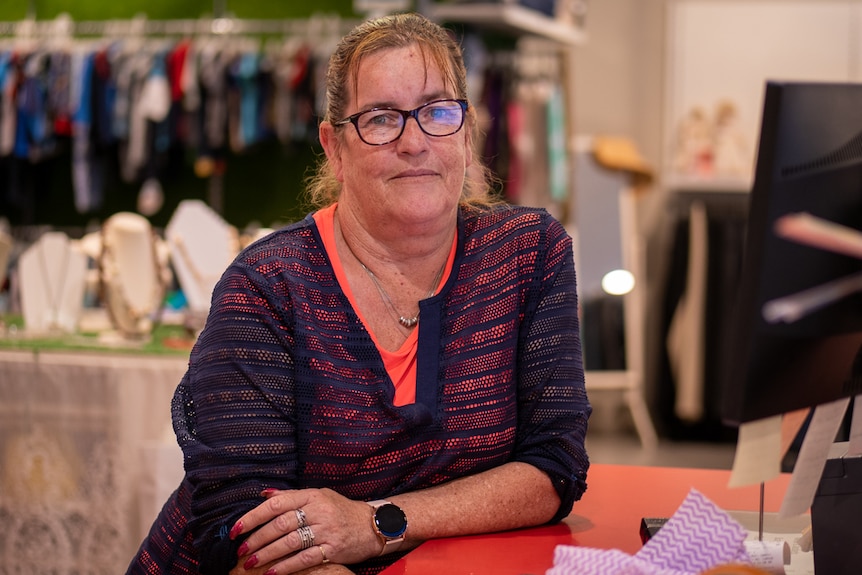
[1,1,356,22]
[0,1,357,231]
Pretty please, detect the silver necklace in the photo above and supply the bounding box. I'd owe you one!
[342,235,446,329]
[38,235,70,330]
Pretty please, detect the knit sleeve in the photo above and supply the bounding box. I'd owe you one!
[172,255,300,573]
[511,215,591,522]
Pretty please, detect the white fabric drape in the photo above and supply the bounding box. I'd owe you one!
[666,201,709,422]
[0,350,187,574]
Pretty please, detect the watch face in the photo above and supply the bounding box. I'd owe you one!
[375,504,407,538]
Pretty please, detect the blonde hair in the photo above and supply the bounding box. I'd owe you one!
[304,13,498,209]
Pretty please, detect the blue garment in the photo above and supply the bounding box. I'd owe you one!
[71,51,102,214]
[234,51,260,148]
[126,204,591,575]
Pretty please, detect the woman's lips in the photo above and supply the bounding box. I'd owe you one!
[393,169,437,179]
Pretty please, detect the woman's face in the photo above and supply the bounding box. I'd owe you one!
[321,45,471,232]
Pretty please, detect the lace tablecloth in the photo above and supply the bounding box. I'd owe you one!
[0,349,188,575]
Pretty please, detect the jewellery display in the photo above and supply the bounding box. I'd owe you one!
[165,199,239,316]
[341,231,445,329]
[297,525,315,550]
[38,235,70,330]
[18,232,88,333]
[97,212,171,338]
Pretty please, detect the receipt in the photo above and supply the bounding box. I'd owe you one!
[743,540,790,574]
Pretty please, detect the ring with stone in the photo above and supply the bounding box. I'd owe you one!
[295,508,308,529]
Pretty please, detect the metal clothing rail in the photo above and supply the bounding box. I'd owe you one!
[0,13,356,40]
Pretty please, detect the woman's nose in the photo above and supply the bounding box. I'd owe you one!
[396,116,428,151]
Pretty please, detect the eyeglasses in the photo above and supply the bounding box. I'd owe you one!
[333,99,468,146]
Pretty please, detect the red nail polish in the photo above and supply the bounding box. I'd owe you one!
[243,555,259,570]
[260,488,278,497]
[263,570,276,575]
[229,521,243,540]
[236,541,249,557]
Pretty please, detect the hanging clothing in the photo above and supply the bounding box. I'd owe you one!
[0,28,336,220]
[655,192,748,440]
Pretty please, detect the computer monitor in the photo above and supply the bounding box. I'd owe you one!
[722,81,862,426]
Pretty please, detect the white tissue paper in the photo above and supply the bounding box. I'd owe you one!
[547,489,778,575]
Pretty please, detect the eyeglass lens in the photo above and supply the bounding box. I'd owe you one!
[355,100,464,145]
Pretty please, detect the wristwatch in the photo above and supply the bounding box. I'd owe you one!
[367,500,408,555]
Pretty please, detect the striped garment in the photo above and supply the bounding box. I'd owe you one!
[127,204,591,575]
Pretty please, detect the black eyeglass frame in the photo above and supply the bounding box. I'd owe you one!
[333,98,469,146]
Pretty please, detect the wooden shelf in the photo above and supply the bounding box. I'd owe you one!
[427,2,586,46]
[663,173,752,194]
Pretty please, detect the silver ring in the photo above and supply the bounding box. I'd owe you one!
[319,544,329,564]
[297,525,315,550]
[295,508,308,529]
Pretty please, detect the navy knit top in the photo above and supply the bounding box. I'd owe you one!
[127,204,591,575]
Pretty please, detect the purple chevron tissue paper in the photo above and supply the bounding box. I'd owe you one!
[547,489,751,575]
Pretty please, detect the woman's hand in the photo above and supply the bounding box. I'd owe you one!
[228,487,383,575]
[229,561,355,575]
[229,560,355,575]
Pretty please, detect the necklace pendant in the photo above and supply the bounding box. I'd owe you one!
[399,315,419,328]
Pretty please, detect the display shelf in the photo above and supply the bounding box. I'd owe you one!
[663,172,752,194]
[0,313,194,355]
[427,2,586,46]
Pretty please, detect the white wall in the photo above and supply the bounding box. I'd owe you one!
[572,0,862,428]
[574,0,862,185]
[572,0,665,171]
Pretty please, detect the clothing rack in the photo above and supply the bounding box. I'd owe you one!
[0,12,357,217]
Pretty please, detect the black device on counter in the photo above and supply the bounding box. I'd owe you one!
[638,516,669,545]
[811,442,862,575]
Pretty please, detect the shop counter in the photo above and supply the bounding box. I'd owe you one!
[381,464,794,575]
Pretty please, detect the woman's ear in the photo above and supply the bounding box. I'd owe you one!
[319,121,344,182]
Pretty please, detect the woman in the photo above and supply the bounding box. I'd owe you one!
[126,12,590,575]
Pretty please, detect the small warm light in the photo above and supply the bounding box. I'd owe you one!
[601,269,635,296]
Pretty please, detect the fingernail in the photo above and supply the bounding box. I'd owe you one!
[264,569,277,575]
[236,541,249,557]
[243,555,259,570]
[260,488,278,497]
[229,521,243,540]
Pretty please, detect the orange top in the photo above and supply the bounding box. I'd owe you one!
[313,204,455,406]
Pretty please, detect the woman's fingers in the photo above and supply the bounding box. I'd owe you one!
[236,532,331,575]
[230,489,304,541]
[231,487,379,573]
[235,506,312,558]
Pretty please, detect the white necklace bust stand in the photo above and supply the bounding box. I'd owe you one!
[91,212,171,340]
[18,231,88,334]
[165,199,239,329]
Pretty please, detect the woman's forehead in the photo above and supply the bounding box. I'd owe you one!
[349,46,448,104]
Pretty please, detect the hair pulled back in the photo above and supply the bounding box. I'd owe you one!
[305,13,496,209]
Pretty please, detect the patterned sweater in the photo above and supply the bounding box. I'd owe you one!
[127,205,591,575]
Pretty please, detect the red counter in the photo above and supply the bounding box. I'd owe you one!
[380,463,792,575]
